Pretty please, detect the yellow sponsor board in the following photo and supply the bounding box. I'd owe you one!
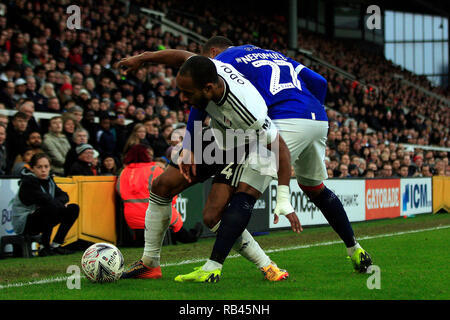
[52,176,117,245]
[432,176,450,213]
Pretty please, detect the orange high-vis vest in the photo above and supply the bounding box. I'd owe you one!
[116,162,183,232]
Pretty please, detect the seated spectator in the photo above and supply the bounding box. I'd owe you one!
[38,82,57,101]
[126,107,147,133]
[96,115,116,156]
[66,105,84,126]
[13,78,28,103]
[64,128,89,176]
[17,99,40,133]
[348,164,360,177]
[327,168,334,178]
[112,111,128,156]
[116,144,202,245]
[364,169,375,178]
[6,111,29,173]
[402,155,417,176]
[25,76,47,112]
[0,80,16,109]
[337,164,349,178]
[47,96,61,113]
[11,146,35,176]
[11,153,79,256]
[79,89,91,106]
[381,163,393,178]
[42,116,71,176]
[67,143,97,176]
[412,155,424,176]
[59,83,73,106]
[85,97,100,115]
[421,164,433,177]
[80,110,100,147]
[24,130,44,155]
[398,165,410,178]
[152,124,173,158]
[91,149,100,175]
[62,114,78,145]
[100,153,120,176]
[123,123,150,155]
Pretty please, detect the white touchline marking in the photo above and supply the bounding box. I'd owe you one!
[1,224,449,290]
[0,276,80,290]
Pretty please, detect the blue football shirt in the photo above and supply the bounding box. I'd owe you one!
[215,45,328,121]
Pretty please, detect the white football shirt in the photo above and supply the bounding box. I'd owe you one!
[206,59,278,150]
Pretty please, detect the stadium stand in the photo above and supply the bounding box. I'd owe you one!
[0,0,448,179]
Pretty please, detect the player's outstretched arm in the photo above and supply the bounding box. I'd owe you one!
[116,49,196,74]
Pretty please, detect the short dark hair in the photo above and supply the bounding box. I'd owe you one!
[49,115,62,123]
[26,130,41,139]
[202,36,233,55]
[178,56,218,89]
[161,124,173,133]
[30,152,51,168]
[12,111,28,120]
[20,146,34,156]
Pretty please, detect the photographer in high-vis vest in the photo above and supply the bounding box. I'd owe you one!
[116,144,202,245]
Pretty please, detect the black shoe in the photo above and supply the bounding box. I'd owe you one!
[38,247,55,257]
[51,246,75,255]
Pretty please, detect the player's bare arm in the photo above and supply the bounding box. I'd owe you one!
[268,134,302,234]
[116,49,196,74]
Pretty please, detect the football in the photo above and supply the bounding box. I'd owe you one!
[81,242,124,283]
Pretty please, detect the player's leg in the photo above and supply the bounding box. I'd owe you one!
[175,181,261,283]
[122,164,197,279]
[175,166,277,283]
[203,181,285,280]
[298,177,372,272]
[207,181,260,265]
[144,165,195,265]
[286,118,372,272]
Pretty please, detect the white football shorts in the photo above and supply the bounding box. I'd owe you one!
[273,118,329,186]
[238,163,273,194]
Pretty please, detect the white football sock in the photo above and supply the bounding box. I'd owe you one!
[233,229,271,269]
[347,242,362,257]
[142,194,172,268]
[209,222,271,269]
[202,259,223,271]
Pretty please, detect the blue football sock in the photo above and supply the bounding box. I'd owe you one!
[310,186,357,248]
[209,192,256,265]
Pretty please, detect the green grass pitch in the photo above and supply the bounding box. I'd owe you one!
[0,213,449,300]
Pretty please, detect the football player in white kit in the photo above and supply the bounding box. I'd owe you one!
[118,55,298,282]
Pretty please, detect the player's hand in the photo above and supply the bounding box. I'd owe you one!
[178,149,197,183]
[273,185,302,234]
[273,212,303,234]
[115,54,144,75]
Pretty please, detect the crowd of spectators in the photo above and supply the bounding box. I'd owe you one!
[0,0,193,177]
[0,0,448,180]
